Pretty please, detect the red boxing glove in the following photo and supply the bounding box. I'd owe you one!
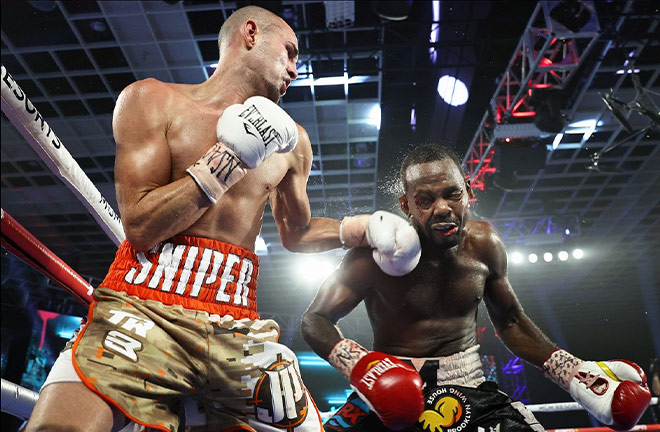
[543,350,652,431]
[350,351,424,430]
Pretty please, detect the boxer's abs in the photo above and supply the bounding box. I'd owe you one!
[372,314,478,357]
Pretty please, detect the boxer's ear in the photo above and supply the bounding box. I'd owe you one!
[242,20,258,48]
[399,195,410,217]
[465,179,474,200]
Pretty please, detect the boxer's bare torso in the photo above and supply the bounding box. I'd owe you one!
[113,78,308,252]
[340,220,496,357]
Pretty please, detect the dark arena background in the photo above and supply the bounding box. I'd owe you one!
[1,0,659,430]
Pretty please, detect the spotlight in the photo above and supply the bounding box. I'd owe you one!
[298,258,336,282]
[564,228,571,236]
[543,252,553,262]
[437,75,469,106]
[368,104,381,130]
[572,249,584,259]
[528,253,538,264]
[558,251,569,261]
[371,0,413,21]
[511,252,523,264]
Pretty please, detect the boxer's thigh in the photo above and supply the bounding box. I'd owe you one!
[26,382,115,432]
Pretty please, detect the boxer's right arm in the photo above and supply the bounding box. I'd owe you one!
[114,80,211,252]
[301,248,373,358]
[301,249,424,430]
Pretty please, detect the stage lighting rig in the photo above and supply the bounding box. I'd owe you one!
[587,69,660,173]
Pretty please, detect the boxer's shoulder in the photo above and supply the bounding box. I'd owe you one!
[114,78,177,121]
[464,220,501,245]
[341,247,381,274]
[463,220,506,268]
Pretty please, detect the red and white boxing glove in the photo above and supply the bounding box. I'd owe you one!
[187,96,298,203]
[543,349,651,430]
[328,339,424,430]
[340,211,421,276]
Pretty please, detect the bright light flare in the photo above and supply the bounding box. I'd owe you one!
[572,249,584,259]
[298,258,336,282]
[543,252,553,262]
[511,252,523,264]
[558,251,569,261]
[437,75,469,106]
[368,104,381,130]
[528,253,538,264]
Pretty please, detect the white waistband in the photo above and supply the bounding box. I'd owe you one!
[397,345,485,387]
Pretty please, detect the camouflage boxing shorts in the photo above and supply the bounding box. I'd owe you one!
[69,236,322,432]
[72,287,322,432]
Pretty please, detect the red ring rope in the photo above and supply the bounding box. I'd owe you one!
[1,208,93,305]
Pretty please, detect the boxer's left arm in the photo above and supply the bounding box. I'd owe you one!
[270,124,344,253]
[480,222,558,366]
[481,223,651,430]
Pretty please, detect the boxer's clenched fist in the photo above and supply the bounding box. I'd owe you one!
[187,96,297,204]
[340,211,421,276]
[328,339,424,430]
[543,349,651,431]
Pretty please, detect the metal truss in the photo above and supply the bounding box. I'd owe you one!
[490,214,582,245]
[463,1,601,190]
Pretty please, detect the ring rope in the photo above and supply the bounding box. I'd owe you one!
[1,208,94,304]
[1,64,125,246]
[3,376,657,427]
[528,398,658,413]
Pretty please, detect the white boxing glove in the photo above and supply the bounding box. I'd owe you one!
[543,350,652,431]
[187,96,298,203]
[217,96,298,169]
[340,211,421,276]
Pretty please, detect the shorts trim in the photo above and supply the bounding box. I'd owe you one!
[71,301,170,432]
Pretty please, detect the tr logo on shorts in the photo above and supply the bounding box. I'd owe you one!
[250,354,308,430]
[102,309,155,362]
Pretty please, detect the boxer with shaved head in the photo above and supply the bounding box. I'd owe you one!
[26,6,420,432]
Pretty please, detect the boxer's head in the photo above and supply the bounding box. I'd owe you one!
[217,6,299,102]
[399,145,473,250]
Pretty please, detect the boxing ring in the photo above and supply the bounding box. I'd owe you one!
[1,64,659,430]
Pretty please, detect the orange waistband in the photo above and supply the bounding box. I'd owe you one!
[100,235,260,320]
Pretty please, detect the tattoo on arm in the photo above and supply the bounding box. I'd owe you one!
[542,349,583,391]
[327,338,368,381]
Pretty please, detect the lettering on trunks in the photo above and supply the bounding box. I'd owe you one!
[107,310,154,337]
[250,354,308,428]
[103,331,142,362]
[123,242,254,307]
[418,386,472,432]
[239,103,283,148]
[101,310,154,361]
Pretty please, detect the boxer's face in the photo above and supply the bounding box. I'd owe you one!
[400,159,472,250]
[253,21,299,102]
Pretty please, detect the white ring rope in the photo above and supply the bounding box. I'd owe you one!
[1,64,125,246]
[1,378,39,420]
[527,398,658,413]
[2,376,657,425]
